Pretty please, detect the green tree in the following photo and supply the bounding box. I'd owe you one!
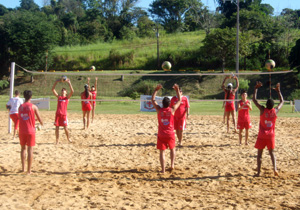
[201,28,236,72]
[289,39,300,70]
[0,4,8,16]
[0,10,60,74]
[149,0,203,33]
[19,0,40,11]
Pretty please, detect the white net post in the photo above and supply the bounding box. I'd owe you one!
[8,62,15,133]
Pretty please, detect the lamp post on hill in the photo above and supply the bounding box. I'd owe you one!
[223,0,241,109]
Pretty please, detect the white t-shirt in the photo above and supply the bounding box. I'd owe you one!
[6,97,24,115]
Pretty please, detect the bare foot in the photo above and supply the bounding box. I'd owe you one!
[167,167,174,172]
[253,173,260,177]
[245,142,249,145]
[159,170,165,174]
[27,171,32,175]
[68,139,72,143]
[274,170,279,176]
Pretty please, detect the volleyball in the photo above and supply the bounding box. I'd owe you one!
[90,66,96,71]
[265,59,275,70]
[162,61,172,70]
[61,75,67,82]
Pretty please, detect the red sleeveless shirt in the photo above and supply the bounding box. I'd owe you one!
[157,107,175,138]
[258,108,277,139]
[19,102,35,134]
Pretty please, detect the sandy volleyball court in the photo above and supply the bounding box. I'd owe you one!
[0,111,300,209]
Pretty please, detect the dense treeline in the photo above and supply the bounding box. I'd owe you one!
[0,0,300,77]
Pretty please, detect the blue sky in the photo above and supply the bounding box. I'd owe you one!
[1,0,300,15]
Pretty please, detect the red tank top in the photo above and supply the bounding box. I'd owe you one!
[238,100,250,122]
[56,96,68,115]
[258,108,277,138]
[225,91,235,107]
[91,90,96,100]
[18,102,35,134]
[157,107,175,138]
[81,93,92,108]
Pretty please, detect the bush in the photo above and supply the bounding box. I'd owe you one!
[288,89,300,100]
[239,79,250,91]
[119,80,164,99]
[0,80,9,89]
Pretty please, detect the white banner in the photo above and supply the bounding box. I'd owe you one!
[294,100,300,112]
[140,95,170,112]
[31,98,50,110]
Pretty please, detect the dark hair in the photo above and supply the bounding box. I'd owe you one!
[84,85,89,98]
[23,90,32,101]
[91,86,95,89]
[240,90,247,95]
[61,88,66,91]
[226,89,231,99]
[266,98,274,109]
[162,97,170,108]
[15,90,20,95]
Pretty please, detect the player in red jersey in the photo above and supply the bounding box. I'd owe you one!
[18,90,43,174]
[87,77,98,123]
[253,82,283,177]
[151,84,182,173]
[170,88,190,146]
[52,78,74,144]
[81,84,92,130]
[222,75,239,133]
[237,90,252,145]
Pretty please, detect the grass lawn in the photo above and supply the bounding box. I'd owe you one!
[0,95,297,118]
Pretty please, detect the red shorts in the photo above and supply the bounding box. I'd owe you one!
[54,114,68,127]
[10,113,19,130]
[157,135,176,150]
[92,100,96,107]
[82,103,92,111]
[19,133,35,146]
[255,136,275,150]
[237,121,252,130]
[225,102,235,112]
[174,117,186,130]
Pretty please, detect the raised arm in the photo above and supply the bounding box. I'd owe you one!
[274,83,284,113]
[87,77,91,91]
[222,76,230,91]
[233,76,239,93]
[252,81,264,115]
[172,84,182,115]
[151,84,162,112]
[52,79,60,98]
[67,79,74,99]
[95,77,98,93]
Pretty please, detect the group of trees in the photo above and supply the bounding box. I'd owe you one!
[0,0,300,76]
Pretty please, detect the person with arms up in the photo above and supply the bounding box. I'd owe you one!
[222,75,239,133]
[87,77,98,123]
[252,82,284,177]
[6,90,23,139]
[151,84,182,173]
[18,90,43,174]
[170,88,190,146]
[81,84,92,130]
[52,78,74,144]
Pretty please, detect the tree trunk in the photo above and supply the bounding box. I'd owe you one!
[222,57,225,73]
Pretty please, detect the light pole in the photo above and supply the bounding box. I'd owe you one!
[223,0,240,76]
[223,0,240,109]
[156,25,160,70]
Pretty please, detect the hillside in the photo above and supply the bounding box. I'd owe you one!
[50,31,206,71]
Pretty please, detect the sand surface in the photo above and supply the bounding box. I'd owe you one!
[0,111,300,209]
